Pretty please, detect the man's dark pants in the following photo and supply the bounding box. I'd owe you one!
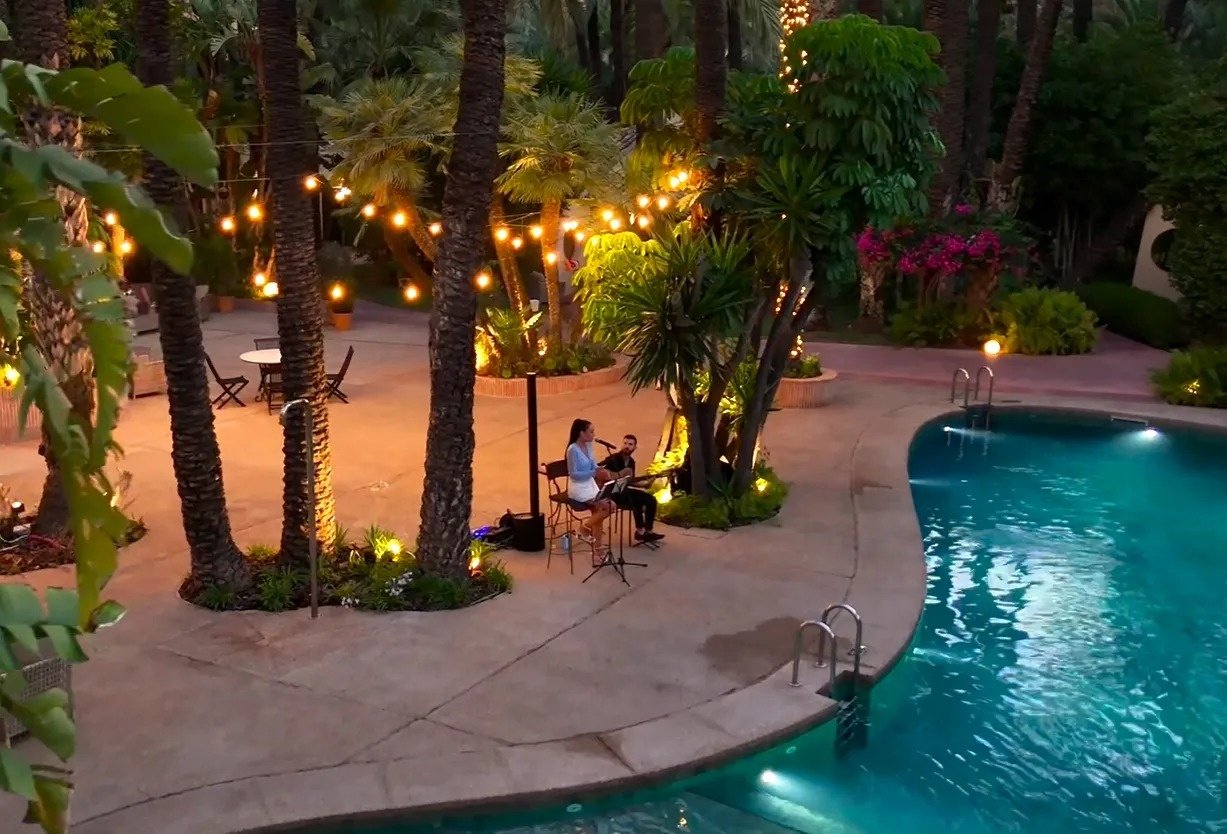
[613,487,656,531]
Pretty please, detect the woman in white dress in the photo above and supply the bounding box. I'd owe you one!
[565,418,614,544]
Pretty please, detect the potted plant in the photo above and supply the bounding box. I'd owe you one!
[775,351,839,409]
[318,242,357,329]
[192,232,243,313]
[328,282,355,330]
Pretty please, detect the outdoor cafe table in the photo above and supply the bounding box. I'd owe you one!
[239,349,281,401]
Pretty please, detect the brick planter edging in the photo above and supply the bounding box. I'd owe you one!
[774,369,839,409]
[475,359,626,398]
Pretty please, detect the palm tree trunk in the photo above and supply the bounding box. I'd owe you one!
[568,0,591,70]
[989,0,1064,212]
[383,224,434,288]
[1163,0,1188,35]
[694,0,727,142]
[490,194,528,315]
[1016,0,1035,46]
[256,0,337,563]
[1065,197,1148,286]
[540,200,564,345]
[137,0,252,598]
[416,0,506,581]
[610,0,627,104]
[634,0,667,61]
[966,0,1000,188]
[858,0,883,19]
[402,202,438,262]
[810,0,840,19]
[1072,0,1091,41]
[927,0,969,212]
[727,0,743,71]
[587,1,602,80]
[14,0,94,540]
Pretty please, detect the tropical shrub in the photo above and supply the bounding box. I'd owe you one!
[889,302,982,347]
[783,353,822,379]
[996,288,1099,355]
[1152,347,1227,408]
[658,465,789,530]
[475,306,614,378]
[1075,282,1189,349]
[1147,64,1227,341]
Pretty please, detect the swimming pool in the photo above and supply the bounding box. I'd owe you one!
[333,409,1227,834]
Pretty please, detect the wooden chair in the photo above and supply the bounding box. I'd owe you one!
[252,337,280,404]
[326,346,355,403]
[204,353,249,408]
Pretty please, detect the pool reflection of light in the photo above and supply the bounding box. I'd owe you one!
[1142,427,1160,440]
[759,769,781,787]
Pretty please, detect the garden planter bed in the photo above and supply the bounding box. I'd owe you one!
[774,369,839,408]
[474,358,625,398]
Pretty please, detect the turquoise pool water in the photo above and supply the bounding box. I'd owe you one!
[339,410,1227,834]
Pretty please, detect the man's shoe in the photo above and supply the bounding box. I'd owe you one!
[638,531,665,543]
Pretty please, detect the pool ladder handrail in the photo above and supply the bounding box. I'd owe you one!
[974,366,995,406]
[950,368,971,406]
[790,620,838,692]
[816,603,865,678]
[950,366,996,408]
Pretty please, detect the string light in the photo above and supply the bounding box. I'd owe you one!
[403,283,421,302]
[1,365,19,388]
[303,175,320,191]
[562,220,579,232]
[219,215,237,233]
[429,222,442,236]
[246,203,263,221]
[118,239,134,256]
[600,208,614,222]
[676,170,690,184]
[253,271,268,287]
[636,195,651,208]
[656,196,670,210]
[495,227,510,242]
[667,175,680,189]
[361,203,377,219]
[391,211,407,228]
[333,186,352,202]
[103,211,118,226]
[91,241,105,253]
[545,251,558,265]
[637,215,651,229]
[609,218,623,231]
[511,236,523,250]
[262,281,279,298]
[475,271,492,290]
[529,225,543,239]
[574,231,586,242]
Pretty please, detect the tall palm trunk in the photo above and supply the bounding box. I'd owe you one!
[634,0,667,60]
[858,0,883,19]
[586,1,602,80]
[694,0,727,142]
[1016,0,1035,45]
[540,200,564,344]
[610,0,627,104]
[402,202,438,262]
[14,0,93,540]
[137,0,252,597]
[256,0,337,562]
[490,194,528,315]
[1163,0,1188,35]
[966,0,1000,189]
[927,0,969,212]
[383,224,433,287]
[989,0,1064,212]
[727,0,743,71]
[1072,0,1091,41]
[416,0,507,581]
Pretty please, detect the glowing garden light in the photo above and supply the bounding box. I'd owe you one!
[429,222,442,236]
[246,202,263,221]
[562,219,579,231]
[656,195,670,210]
[475,271,493,290]
[333,185,352,202]
[262,281,279,298]
[573,230,586,242]
[636,195,650,208]
[529,225,543,239]
[637,215,651,229]
[1,365,20,388]
[609,218,623,231]
[511,236,524,250]
[386,539,402,557]
[303,175,320,191]
[983,339,1002,357]
[676,170,689,183]
[253,271,268,287]
[545,251,558,265]
[600,208,614,222]
[91,241,105,254]
[495,226,510,242]
[391,211,407,228]
[329,283,345,302]
[403,283,421,302]
[118,239,134,256]
[219,215,237,233]
[361,203,377,219]
[103,211,118,226]
[468,554,482,572]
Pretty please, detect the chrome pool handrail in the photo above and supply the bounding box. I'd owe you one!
[816,603,865,678]
[950,368,971,407]
[974,366,995,406]
[790,620,839,693]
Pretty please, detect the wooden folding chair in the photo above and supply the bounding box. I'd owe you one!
[326,346,355,403]
[205,353,249,408]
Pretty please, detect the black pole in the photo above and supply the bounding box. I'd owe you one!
[527,371,540,517]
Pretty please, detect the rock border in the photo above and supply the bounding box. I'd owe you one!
[774,369,839,409]
[474,360,625,398]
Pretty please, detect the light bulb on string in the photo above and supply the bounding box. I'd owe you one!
[676,170,690,183]
[403,283,421,302]
[103,211,118,226]
[609,218,623,231]
[262,281,279,298]
[429,222,442,236]
[361,203,377,219]
[495,227,510,242]
[391,211,407,228]
[219,215,237,233]
[475,271,492,290]
[511,236,523,250]
[667,176,680,190]
[91,241,105,254]
[529,225,543,239]
[656,195,670,210]
[246,203,263,222]
[637,215,651,229]
[118,239,134,256]
[600,209,614,222]
[545,251,558,265]
[574,231,586,243]
[636,195,651,208]
[303,175,320,191]
[253,271,268,287]
[562,220,578,231]
[333,186,352,203]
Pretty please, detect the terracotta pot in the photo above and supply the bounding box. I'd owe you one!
[215,295,236,314]
[331,312,353,331]
[774,369,840,409]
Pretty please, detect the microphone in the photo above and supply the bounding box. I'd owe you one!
[595,438,616,450]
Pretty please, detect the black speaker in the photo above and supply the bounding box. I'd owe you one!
[510,512,546,552]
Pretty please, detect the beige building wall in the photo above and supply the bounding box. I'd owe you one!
[1132,205,1180,301]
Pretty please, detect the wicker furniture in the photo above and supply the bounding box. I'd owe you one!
[1,653,72,744]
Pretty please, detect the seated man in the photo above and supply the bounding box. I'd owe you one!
[600,434,664,544]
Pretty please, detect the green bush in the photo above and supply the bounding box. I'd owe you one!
[192,232,245,296]
[1166,223,1227,343]
[1075,282,1189,349]
[1152,346,1227,408]
[888,303,980,347]
[658,466,789,530]
[784,353,822,379]
[996,288,1098,355]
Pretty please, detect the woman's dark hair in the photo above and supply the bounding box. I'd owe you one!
[568,418,591,447]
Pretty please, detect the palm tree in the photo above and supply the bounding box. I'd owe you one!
[989,0,1065,211]
[966,0,1000,187]
[136,0,253,597]
[1017,0,1035,44]
[925,0,968,211]
[416,0,507,581]
[497,92,621,345]
[12,0,93,540]
[858,0,884,19]
[635,0,668,60]
[314,77,447,274]
[256,0,337,560]
[1073,0,1091,40]
[693,0,727,141]
[1164,0,1189,35]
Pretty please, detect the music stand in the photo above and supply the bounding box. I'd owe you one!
[582,478,647,586]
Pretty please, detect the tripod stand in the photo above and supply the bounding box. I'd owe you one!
[582,507,646,586]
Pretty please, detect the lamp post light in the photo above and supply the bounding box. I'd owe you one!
[279,398,319,619]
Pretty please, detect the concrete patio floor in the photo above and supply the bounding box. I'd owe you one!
[1,307,1221,834]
